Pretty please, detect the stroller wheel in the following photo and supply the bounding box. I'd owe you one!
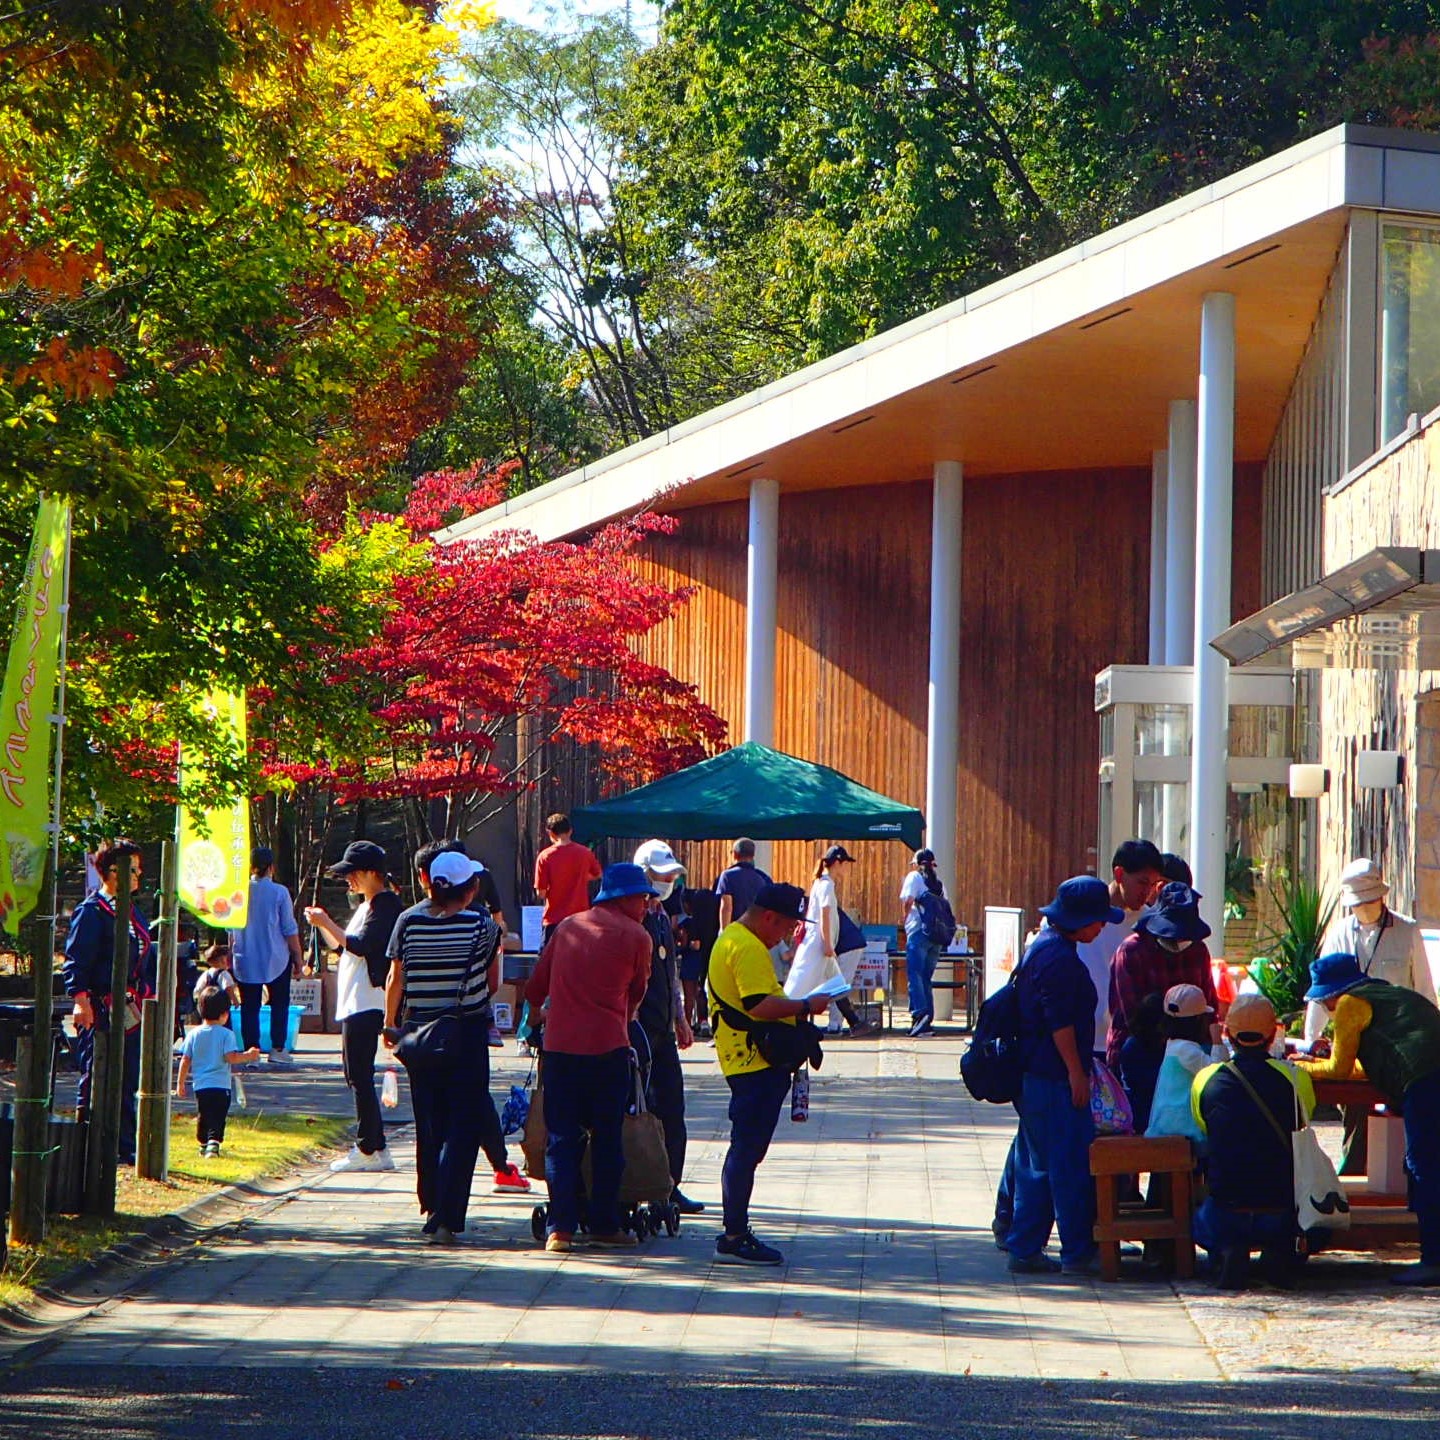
[530,1204,547,1244]
[664,1203,680,1238]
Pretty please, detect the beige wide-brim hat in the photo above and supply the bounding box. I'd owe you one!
[1338,857,1388,909]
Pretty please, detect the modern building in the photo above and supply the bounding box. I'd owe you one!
[444,126,1440,952]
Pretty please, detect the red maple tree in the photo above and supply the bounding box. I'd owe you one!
[253,462,726,886]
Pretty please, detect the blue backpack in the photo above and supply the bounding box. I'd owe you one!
[960,972,1024,1104]
[915,889,958,947]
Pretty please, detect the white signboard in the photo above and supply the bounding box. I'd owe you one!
[521,904,545,953]
[983,906,1026,1006]
[290,977,323,1018]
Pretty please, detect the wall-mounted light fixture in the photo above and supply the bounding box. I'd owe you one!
[1288,763,1330,798]
[1357,749,1405,790]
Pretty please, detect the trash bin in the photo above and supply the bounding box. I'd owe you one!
[932,959,955,1021]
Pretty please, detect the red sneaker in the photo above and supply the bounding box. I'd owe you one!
[493,1163,531,1193]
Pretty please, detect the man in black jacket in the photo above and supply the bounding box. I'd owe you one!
[1191,993,1317,1289]
[634,840,703,1215]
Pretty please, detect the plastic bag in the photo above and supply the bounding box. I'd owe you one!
[381,1068,399,1109]
[500,1082,529,1136]
[791,1066,810,1122]
[1089,1057,1133,1136]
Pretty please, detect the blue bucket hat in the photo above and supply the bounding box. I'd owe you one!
[1039,875,1124,932]
[593,862,659,904]
[1304,951,1366,1002]
[1136,882,1212,943]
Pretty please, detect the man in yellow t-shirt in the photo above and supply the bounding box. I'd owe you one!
[708,882,830,1266]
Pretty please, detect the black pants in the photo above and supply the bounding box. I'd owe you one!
[405,1017,493,1233]
[341,1010,386,1156]
[239,968,292,1051]
[195,1088,231,1144]
[645,1031,687,1187]
[721,1065,792,1235]
[543,1047,631,1236]
[74,1000,141,1164]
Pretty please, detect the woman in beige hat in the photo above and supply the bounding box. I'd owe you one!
[1304,857,1438,1173]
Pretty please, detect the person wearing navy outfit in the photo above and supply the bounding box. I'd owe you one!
[1004,875,1121,1276]
[64,840,156,1166]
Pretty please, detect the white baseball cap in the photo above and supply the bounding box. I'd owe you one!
[632,839,684,876]
[429,851,477,887]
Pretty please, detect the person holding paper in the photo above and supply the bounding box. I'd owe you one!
[784,846,878,1038]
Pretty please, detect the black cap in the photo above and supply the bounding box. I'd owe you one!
[752,882,809,922]
[328,841,388,877]
[822,844,856,865]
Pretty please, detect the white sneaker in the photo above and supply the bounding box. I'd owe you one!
[373,1148,397,1171]
[330,1145,385,1173]
[268,1049,295,1067]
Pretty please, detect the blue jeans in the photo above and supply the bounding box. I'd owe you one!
[994,1132,1018,1237]
[543,1047,631,1237]
[905,932,939,1024]
[239,966,291,1051]
[722,1065,792,1235]
[1402,1067,1440,1266]
[1006,1071,1097,1265]
[403,1016,493,1234]
[1193,1197,1295,1255]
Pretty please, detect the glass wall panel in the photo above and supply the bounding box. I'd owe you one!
[1382,223,1440,442]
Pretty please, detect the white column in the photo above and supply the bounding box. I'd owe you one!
[1163,398,1198,665]
[1148,449,1168,665]
[1191,293,1236,950]
[744,477,779,874]
[927,461,963,900]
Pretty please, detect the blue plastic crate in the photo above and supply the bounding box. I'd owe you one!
[229,1003,304,1052]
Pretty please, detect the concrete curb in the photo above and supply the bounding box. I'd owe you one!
[0,1125,408,1361]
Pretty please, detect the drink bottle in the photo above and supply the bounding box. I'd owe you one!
[791,1065,810,1122]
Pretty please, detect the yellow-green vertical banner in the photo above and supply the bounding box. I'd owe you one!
[177,690,250,929]
[0,496,70,936]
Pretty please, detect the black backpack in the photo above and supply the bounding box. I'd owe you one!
[915,889,958,947]
[960,970,1024,1104]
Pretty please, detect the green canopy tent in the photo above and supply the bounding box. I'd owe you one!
[570,742,925,849]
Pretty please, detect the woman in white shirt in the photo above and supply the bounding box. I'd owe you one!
[784,846,879,1037]
[305,841,403,1174]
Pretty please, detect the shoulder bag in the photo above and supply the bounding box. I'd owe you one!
[709,989,823,1073]
[394,913,497,1072]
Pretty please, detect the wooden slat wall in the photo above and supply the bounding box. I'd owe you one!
[630,467,1265,933]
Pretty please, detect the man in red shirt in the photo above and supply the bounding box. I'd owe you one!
[534,813,603,941]
[525,862,654,1253]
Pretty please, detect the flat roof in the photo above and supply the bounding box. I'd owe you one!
[440,125,1440,546]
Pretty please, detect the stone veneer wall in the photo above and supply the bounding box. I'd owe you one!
[1321,416,1440,921]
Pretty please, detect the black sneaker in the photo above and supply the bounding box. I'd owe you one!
[1216,1247,1250,1290]
[673,1189,706,1215]
[715,1229,784,1266]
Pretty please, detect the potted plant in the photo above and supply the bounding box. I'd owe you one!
[1250,873,1336,1024]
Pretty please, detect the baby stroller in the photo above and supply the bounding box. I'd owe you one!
[524,1036,680,1243]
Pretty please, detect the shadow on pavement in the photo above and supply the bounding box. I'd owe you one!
[2,1366,1439,1439]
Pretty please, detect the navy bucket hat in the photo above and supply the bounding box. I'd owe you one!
[1137,882,1212,943]
[1304,952,1367,1003]
[1039,876,1124,932]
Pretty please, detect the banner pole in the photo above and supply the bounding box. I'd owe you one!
[9,499,71,1246]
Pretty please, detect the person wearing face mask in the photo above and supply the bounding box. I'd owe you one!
[305,841,403,1173]
[1106,882,1222,1070]
[1303,858,1438,1175]
[632,840,702,1215]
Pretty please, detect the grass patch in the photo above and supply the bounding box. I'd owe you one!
[0,1111,349,1309]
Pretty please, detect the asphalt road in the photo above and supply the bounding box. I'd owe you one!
[3,1366,1440,1440]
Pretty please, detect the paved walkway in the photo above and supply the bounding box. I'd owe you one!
[13,1035,1218,1382]
[9,1034,1440,1437]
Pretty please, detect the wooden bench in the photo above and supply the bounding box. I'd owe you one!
[1090,1134,1196,1281]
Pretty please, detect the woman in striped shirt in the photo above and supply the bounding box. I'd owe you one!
[384,850,504,1245]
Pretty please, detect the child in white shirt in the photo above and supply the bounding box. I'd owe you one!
[1145,983,1227,1146]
